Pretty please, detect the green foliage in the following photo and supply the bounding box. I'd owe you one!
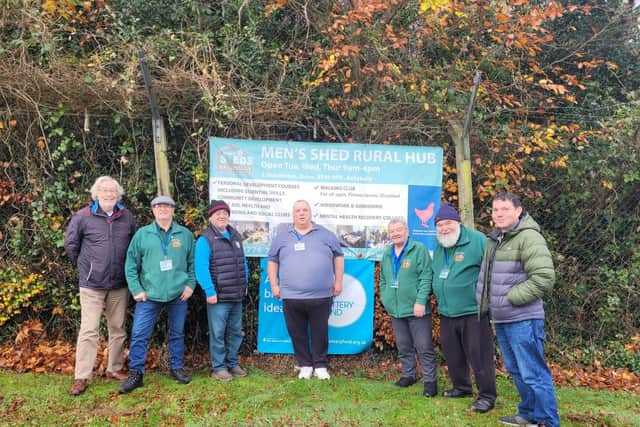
[0,268,45,326]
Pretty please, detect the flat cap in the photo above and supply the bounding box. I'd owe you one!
[151,195,176,207]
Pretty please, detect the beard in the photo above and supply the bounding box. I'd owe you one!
[436,225,461,248]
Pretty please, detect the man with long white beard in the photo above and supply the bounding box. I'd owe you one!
[431,204,497,414]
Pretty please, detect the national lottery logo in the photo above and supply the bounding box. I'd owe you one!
[329,274,366,328]
[216,144,254,175]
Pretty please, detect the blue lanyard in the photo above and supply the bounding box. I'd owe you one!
[292,229,303,241]
[155,223,173,257]
[444,248,453,266]
[391,240,408,280]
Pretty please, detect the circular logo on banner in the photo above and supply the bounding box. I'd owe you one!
[329,274,366,328]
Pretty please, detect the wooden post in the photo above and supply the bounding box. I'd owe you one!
[447,72,481,229]
[447,120,475,229]
[138,51,171,197]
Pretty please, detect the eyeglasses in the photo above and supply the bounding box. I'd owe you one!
[98,188,117,194]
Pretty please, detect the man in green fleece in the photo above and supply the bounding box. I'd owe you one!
[118,195,196,394]
[431,203,496,414]
[379,217,437,397]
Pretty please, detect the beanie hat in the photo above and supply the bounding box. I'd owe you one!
[434,203,461,224]
[208,199,230,216]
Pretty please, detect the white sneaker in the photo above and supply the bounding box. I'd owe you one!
[298,366,313,379]
[313,367,331,380]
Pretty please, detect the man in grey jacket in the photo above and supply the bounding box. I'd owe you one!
[64,176,136,396]
[477,192,559,427]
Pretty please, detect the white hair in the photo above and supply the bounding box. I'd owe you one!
[90,176,124,200]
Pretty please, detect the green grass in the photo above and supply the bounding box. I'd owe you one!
[1,367,638,426]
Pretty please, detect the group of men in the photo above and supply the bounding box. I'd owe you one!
[379,195,559,427]
[64,175,558,426]
[64,176,252,396]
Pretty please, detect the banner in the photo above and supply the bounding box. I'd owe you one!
[209,137,443,260]
[257,258,375,355]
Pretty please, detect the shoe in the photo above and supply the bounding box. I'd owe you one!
[423,381,438,397]
[298,366,313,379]
[106,370,128,380]
[470,398,495,413]
[69,379,88,396]
[230,366,247,377]
[212,370,233,381]
[443,388,473,398]
[394,377,417,387]
[313,367,331,380]
[499,415,538,426]
[170,368,191,384]
[118,371,143,394]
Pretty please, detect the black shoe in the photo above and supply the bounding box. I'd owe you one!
[118,371,143,394]
[443,388,473,398]
[470,398,495,413]
[423,381,438,397]
[498,415,538,426]
[394,377,417,387]
[170,368,191,384]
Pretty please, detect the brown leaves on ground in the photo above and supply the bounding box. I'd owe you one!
[1,320,638,392]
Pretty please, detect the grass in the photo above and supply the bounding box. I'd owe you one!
[1,367,639,426]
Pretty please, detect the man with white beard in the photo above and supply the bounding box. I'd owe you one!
[431,204,497,414]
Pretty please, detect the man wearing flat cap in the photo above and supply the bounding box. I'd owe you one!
[118,195,195,394]
[195,200,249,381]
[431,203,496,413]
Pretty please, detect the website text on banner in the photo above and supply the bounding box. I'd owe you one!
[257,258,375,355]
[209,138,444,260]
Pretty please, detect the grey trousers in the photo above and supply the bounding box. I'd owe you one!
[391,315,437,382]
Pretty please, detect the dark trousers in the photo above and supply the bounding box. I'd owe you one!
[391,315,437,382]
[440,314,497,402]
[283,297,333,368]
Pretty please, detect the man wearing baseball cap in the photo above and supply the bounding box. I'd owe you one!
[118,195,195,393]
[431,203,497,413]
[195,200,249,381]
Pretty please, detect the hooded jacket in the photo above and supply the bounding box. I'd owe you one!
[476,213,555,323]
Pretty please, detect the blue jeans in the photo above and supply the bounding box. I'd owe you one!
[495,319,560,427]
[128,298,187,373]
[206,301,243,372]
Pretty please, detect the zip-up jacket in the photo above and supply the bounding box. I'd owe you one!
[379,239,432,318]
[64,201,136,290]
[431,225,486,318]
[477,213,555,323]
[125,221,195,302]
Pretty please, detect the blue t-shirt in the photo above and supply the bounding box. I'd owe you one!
[268,224,343,299]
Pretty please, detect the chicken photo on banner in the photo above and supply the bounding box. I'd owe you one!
[407,185,440,251]
[414,202,435,227]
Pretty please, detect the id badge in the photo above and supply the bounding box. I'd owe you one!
[390,279,399,289]
[294,242,306,251]
[439,267,449,279]
[160,259,173,272]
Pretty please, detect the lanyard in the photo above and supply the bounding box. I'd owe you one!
[292,229,303,241]
[391,240,408,280]
[155,223,173,257]
[444,248,453,266]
